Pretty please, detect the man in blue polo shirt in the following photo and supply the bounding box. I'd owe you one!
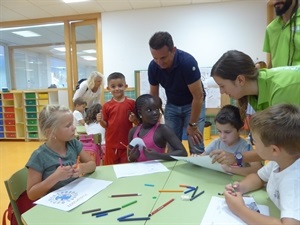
[148,31,206,154]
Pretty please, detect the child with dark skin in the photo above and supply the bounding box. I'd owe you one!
[128,94,187,162]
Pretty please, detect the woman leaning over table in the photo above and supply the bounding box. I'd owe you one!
[73,71,103,109]
[209,50,300,165]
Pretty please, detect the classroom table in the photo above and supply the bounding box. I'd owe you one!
[21,161,280,225]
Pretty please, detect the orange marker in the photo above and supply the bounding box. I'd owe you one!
[75,156,80,169]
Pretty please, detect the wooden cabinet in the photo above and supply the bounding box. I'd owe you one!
[0,89,68,141]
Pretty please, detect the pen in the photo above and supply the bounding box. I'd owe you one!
[119,217,150,221]
[191,186,198,198]
[59,157,63,167]
[82,208,101,214]
[75,156,80,169]
[144,183,155,187]
[92,207,121,216]
[109,193,142,197]
[96,213,108,218]
[121,200,137,208]
[158,190,183,192]
[184,188,195,194]
[117,213,134,220]
[179,184,193,188]
[148,198,175,217]
[190,190,205,201]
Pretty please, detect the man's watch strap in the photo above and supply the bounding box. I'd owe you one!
[188,122,198,127]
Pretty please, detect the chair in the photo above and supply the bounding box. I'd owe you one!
[4,167,28,225]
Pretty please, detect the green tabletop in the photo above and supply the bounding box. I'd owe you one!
[22,160,279,225]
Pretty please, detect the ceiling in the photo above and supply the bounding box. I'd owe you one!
[0,0,247,23]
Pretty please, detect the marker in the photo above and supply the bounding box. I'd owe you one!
[190,190,205,201]
[184,188,195,194]
[75,156,80,169]
[144,183,155,187]
[119,217,150,221]
[191,186,198,198]
[158,190,183,193]
[121,200,137,208]
[117,213,134,220]
[92,207,121,216]
[179,184,193,188]
[82,208,101,214]
[95,213,108,218]
[109,193,142,198]
[59,157,63,167]
[148,198,175,217]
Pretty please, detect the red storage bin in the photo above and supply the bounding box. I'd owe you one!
[4,113,15,119]
[6,133,16,138]
[5,126,16,132]
[4,120,15,125]
[3,93,13,99]
[4,107,14,112]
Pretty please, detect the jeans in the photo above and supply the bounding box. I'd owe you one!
[164,101,206,154]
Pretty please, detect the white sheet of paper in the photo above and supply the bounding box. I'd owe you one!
[200,196,269,225]
[34,177,113,211]
[129,137,146,150]
[171,155,228,174]
[113,160,169,178]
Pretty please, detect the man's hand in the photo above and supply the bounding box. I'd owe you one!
[186,126,203,145]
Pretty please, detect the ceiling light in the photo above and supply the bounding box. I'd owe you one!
[54,47,66,52]
[0,23,63,31]
[63,0,89,3]
[80,56,96,61]
[12,31,41,37]
[83,49,96,54]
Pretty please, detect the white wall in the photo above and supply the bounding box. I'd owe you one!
[102,0,267,87]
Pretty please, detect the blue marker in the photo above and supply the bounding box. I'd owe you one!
[117,213,134,220]
[144,183,154,187]
[96,213,108,218]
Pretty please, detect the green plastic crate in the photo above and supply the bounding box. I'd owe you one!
[28,132,38,138]
[27,126,38,132]
[27,119,37,125]
[25,93,36,99]
[26,113,37,119]
[26,106,36,112]
[25,100,36,105]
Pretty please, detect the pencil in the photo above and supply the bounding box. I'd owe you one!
[119,217,150,221]
[58,157,63,167]
[82,208,101,214]
[109,193,142,197]
[191,186,198,198]
[148,198,175,217]
[190,190,205,201]
[179,184,193,188]
[117,213,134,220]
[92,207,121,216]
[121,200,137,208]
[120,142,128,148]
[158,190,183,193]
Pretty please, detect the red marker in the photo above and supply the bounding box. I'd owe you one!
[148,198,174,217]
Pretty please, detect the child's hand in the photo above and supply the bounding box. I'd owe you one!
[224,190,245,214]
[128,111,139,125]
[190,153,201,157]
[225,182,240,195]
[56,165,74,180]
[96,110,103,122]
[128,144,140,162]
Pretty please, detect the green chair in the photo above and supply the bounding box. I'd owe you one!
[4,167,28,225]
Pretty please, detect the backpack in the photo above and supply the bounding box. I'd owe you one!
[2,191,34,225]
[79,134,101,166]
[75,78,88,91]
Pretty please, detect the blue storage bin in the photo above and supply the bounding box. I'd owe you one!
[0,126,3,132]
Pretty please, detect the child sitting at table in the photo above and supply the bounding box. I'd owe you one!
[73,97,87,126]
[223,104,300,225]
[85,103,105,145]
[26,105,96,201]
[127,94,187,162]
[200,105,262,176]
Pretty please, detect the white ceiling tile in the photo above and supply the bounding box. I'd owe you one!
[68,1,104,13]
[129,0,161,9]
[161,0,191,7]
[96,0,132,11]
[0,6,29,22]
[39,4,79,16]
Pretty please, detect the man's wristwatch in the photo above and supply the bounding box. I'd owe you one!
[234,152,243,167]
[188,122,198,128]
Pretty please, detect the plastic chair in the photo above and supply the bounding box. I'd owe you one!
[4,167,28,225]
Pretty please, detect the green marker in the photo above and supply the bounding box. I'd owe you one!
[121,200,137,208]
